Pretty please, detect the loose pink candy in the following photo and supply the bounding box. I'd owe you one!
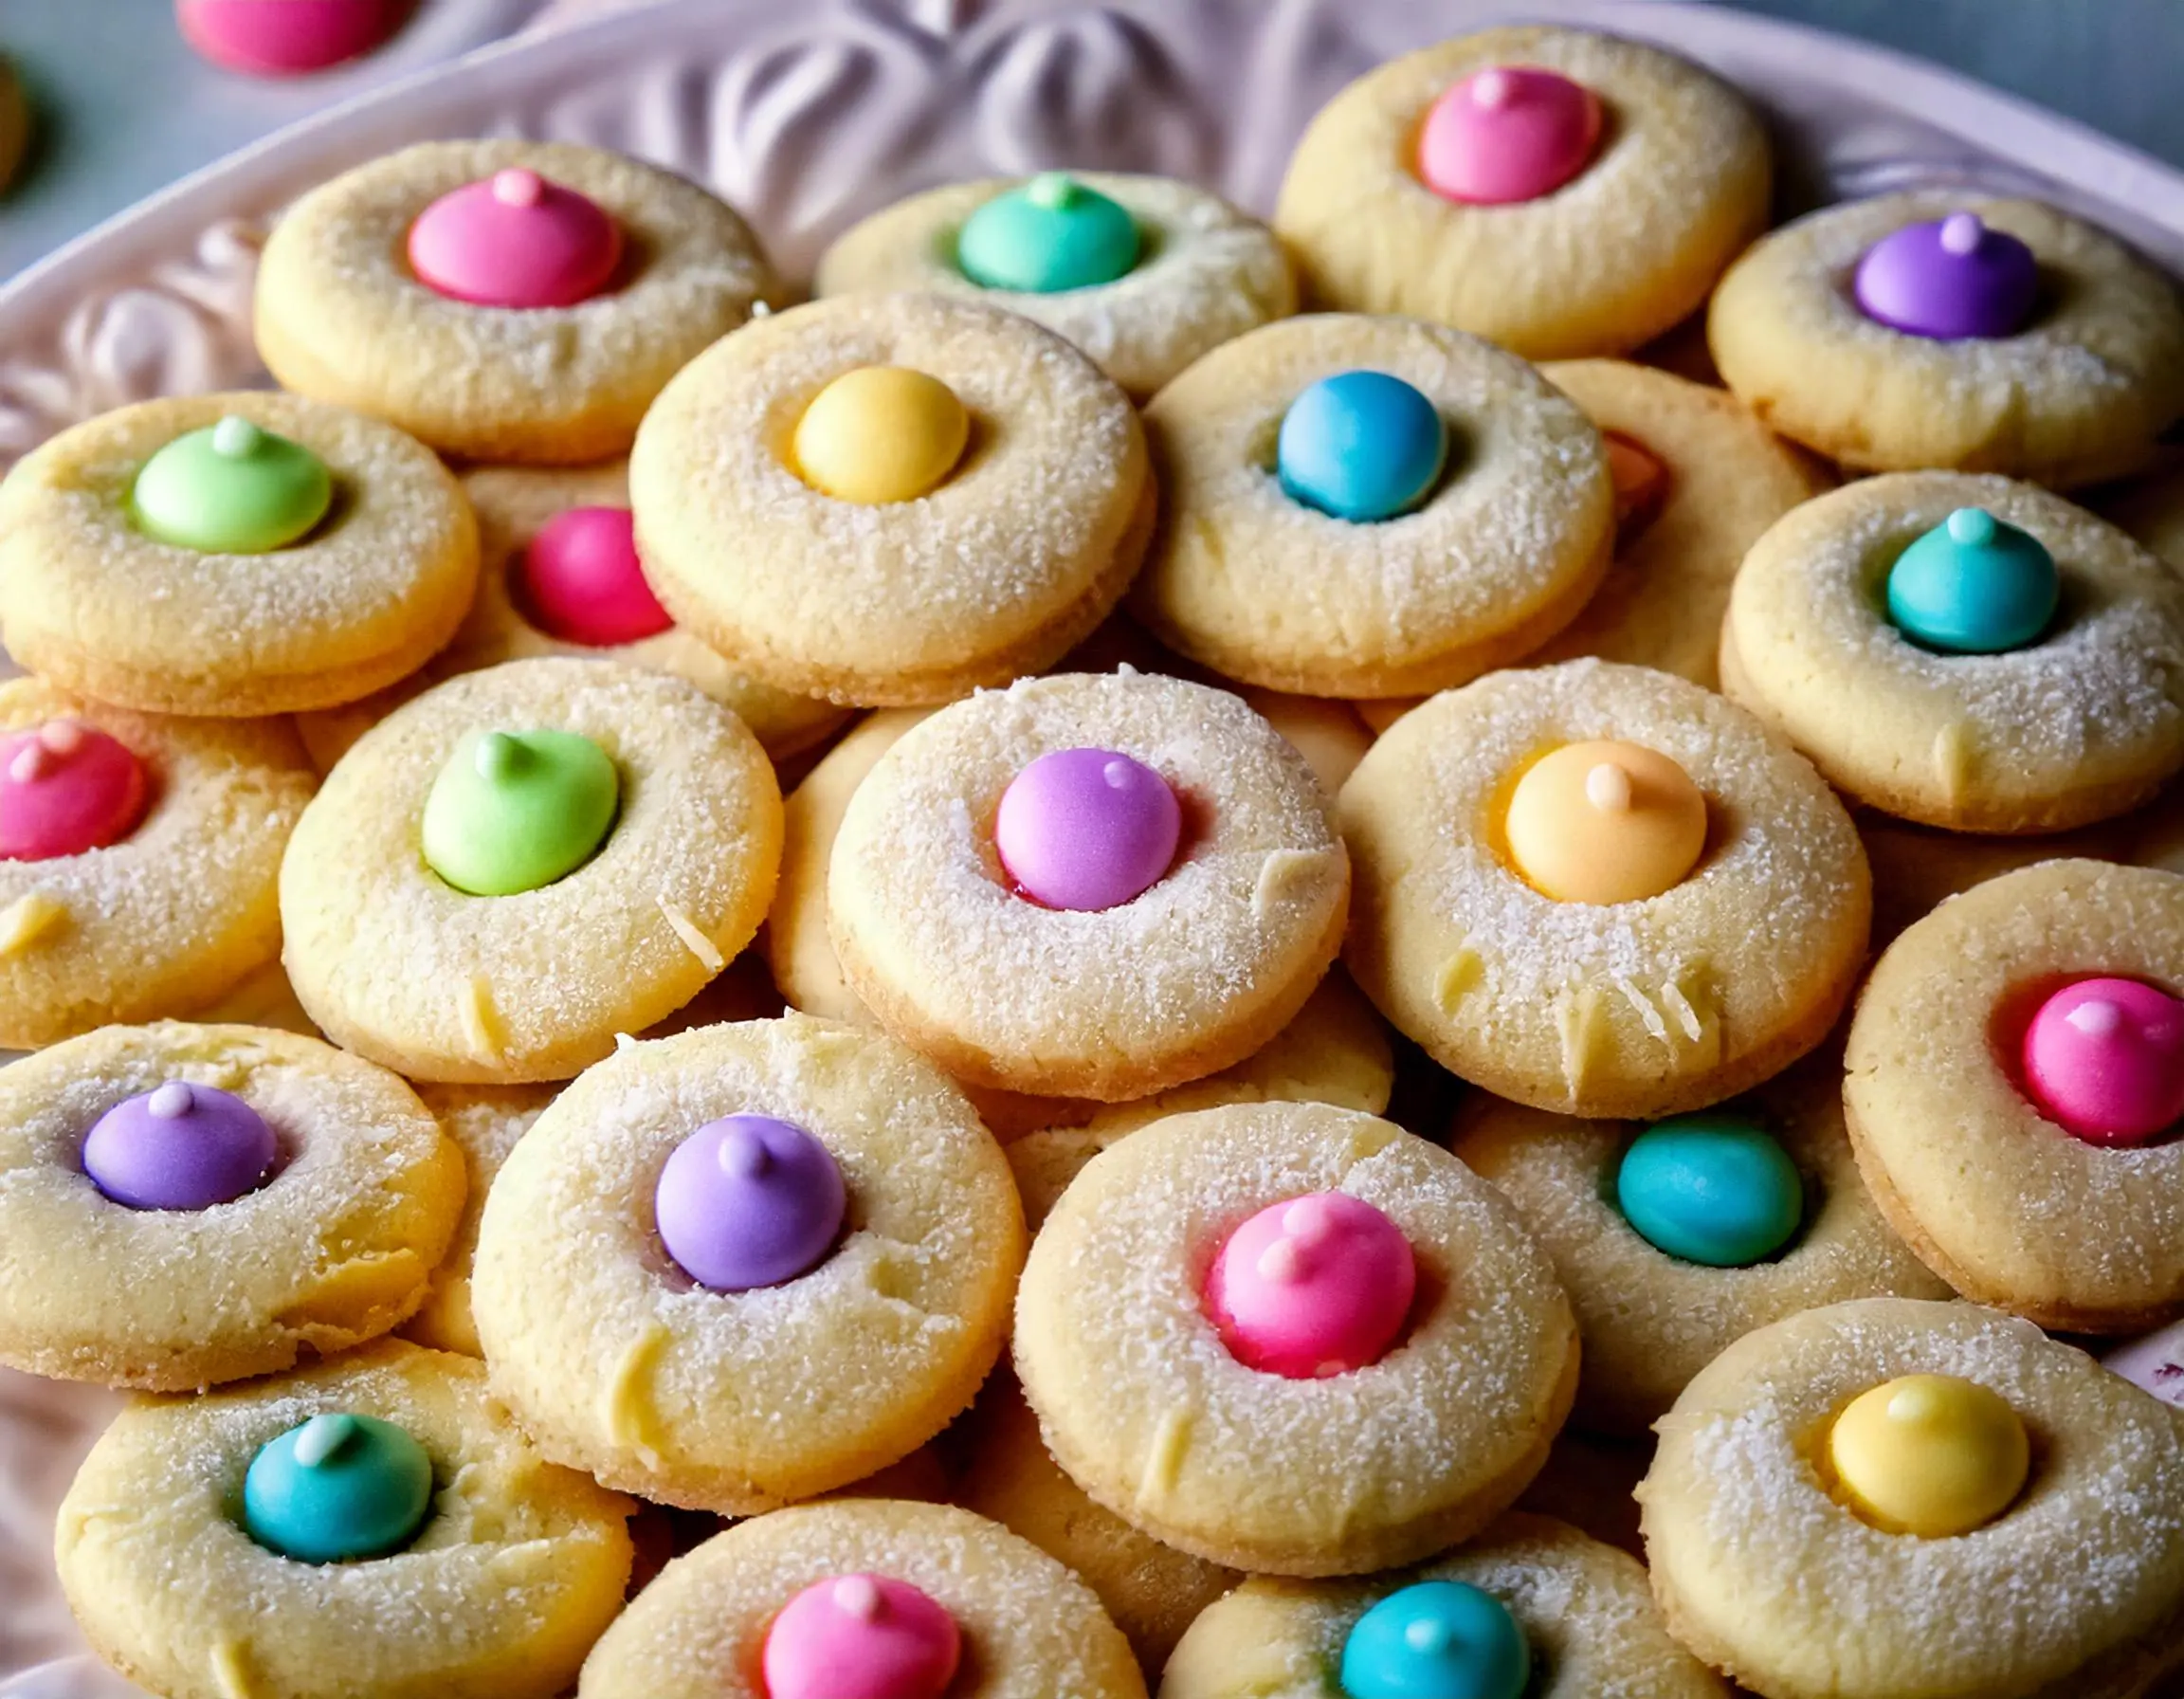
[993,747,1180,912]
[1417,65,1603,206]
[1206,1192,1417,1379]
[762,1574,961,1699]
[0,722,149,862]
[177,0,410,76]
[2022,977,2184,1146]
[517,507,672,648]
[407,169,624,310]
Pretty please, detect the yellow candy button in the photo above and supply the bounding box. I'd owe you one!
[1828,1373,2029,1538]
[792,365,970,504]
[1503,739,1707,904]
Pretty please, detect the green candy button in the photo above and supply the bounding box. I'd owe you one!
[422,728,619,897]
[133,415,333,555]
[956,173,1141,294]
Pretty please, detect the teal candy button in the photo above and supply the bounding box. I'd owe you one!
[242,1413,433,1565]
[1339,1580,1530,1699]
[1277,370,1447,523]
[1885,506,2059,654]
[422,728,619,897]
[956,173,1140,294]
[133,415,333,555]
[1615,1113,1804,1269]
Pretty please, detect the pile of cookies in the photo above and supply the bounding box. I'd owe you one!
[5,22,2184,1699]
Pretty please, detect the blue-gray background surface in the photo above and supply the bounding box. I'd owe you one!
[0,0,2178,283]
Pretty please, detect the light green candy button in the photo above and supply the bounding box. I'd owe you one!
[133,414,333,555]
[422,728,619,897]
[956,172,1140,294]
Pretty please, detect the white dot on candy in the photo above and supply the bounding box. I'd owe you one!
[474,732,520,782]
[1103,759,1132,789]
[833,1577,883,1621]
[39,721,83,757]
[147,1081,194,1120]
[2066,998,2125,1039]
[1256,1238,1305,1284]
[1283,1197,1335,1245]
[209,415,263,459]
[1585,761,1633,813]
[1472,67,1515,108]
[1405,1618,1453,1653]
[292,1413,360,1469]
[8,745,47,785]
[492,168,545,209]
[718,1125,770,1179]
[1940,212,1985,256]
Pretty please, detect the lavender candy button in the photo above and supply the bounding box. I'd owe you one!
[1852,211,2039,341]
[82,1080,278,1211]
[656,1114,846,1292]
[993,747,1181,912]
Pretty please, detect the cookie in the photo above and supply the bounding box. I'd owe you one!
[1013,1100,1579,1577]
[296,461,846,772]
[1640,1297,2184,1699]
[398,1084,554,1359]
[1162,1512,1725,1699]
[1723,473,2184,833]
[256,139,777,464]
[1451,1051,1950,1434]
[1844,859,2184,1334]
[0,393,477,716]
[281,656,783,1083]
[0,678,315,1049]
[1340,659,1871,1119]
[828,671,1350,1101]
[1274,27,1769,359]
[1130,314,1613,698]
[629,292,1153,705]
[575,1498,1144,1699]
[1709,192,2184,488]
[471,1014,1023,1513]
[0,1021,462,1390]
[814,171,1295,397]
[56,1340,633,1699]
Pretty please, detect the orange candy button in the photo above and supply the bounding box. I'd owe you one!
[1504,739,1707,904]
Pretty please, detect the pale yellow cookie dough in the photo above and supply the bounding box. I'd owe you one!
[281,656,782,1084]
[814,172,1296,397]
[1013,1101,1580,1577]
[829,671,1350,1102]
[577,1498,1145,1699]
[1162,1512,1726,1699]
[1845,859,2184,1334]
[1640,1297,2184,1699]
[0,678,315,1050]
[1131,314,1614,699]
[0,1022,462,1390]
[1710,192,2184,489]
[1452,1050,1950,1434]
[256,139,778,464]
[1340,660,1871,1120]
[1722,472,2184,833]
[472,1015,1023,1514]
[1275,27,1769,358]
[399,1083,554,1359]
[0,391,478,717]
[57,1340,634,1699]
[630,292,1153,706]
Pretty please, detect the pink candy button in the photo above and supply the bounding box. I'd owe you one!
[1417,65,1603,206]
[517,507,673,648]
[993,747,1181,912]
[2022,977,2184,1146]
[407,169,624,310]
[0,721,149,862]
[762,1574,961,1699]
[177,0,410,77]
[1206,1192,1417,1379]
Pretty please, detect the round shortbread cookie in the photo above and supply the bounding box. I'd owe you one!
[398,1083,555,1359]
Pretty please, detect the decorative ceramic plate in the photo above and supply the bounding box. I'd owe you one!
[5,0,2183,1690]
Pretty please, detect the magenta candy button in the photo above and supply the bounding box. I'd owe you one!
[993,747,1180,912]
[177,0,410,77]
[1417,65,1602,206]
[408,168,624,310]
[517,506,672,648]
[1206,1192,1416,1379]
[2022,977,2184,1146]
[762,1573,961,1699]
[0,721,149,862]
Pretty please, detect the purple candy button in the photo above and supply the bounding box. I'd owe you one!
[656,1114,846,1292]
[1852,211,2039,341]
[82,1081,277,1212]
[993,747,1181,912]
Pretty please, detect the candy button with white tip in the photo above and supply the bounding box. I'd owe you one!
[133,414,333,555]
[2022,977,2184,1146]
[1338,1579,1531,1699]
[1416,64,1603,206]
[408,167,625,309]
[0,719,149,861]
[1205,1192,1416,1379]
[762,1572,961,1699]
[242,1411,435,1564]
[1853,211,2040,341]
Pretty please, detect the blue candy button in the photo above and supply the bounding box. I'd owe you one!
[1339,1580,1530,1699]
[1277,371,1447,523]
[956,173,1140,295]
[242,1412,434,1565]
[1885,506,2059,654]
[1615,1113,1804,1269]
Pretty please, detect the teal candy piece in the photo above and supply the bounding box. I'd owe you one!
[956,173,1141,294]
[1339,1580,1530,1699]
[132,415,333,555]
[1615,1113,1805,1269]
[421,727,619,897]
[242,1412,434,1565]
[1885,506,2059,654]
[1277,371,1447,523]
